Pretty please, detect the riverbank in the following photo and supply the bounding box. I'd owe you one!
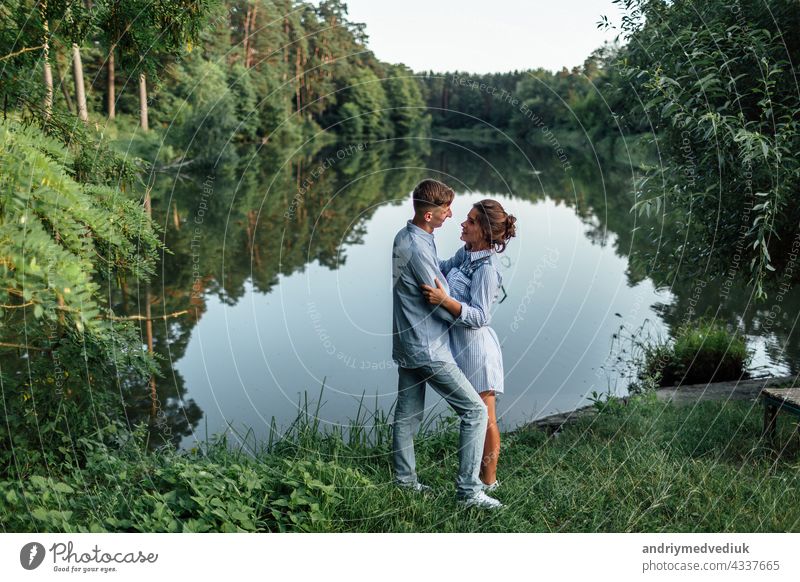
[529,375,799,433]
[2,376,799,533]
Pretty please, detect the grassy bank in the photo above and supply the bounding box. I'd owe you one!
[2,392,799,533]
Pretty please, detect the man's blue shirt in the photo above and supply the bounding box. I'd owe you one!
[391,221,456,367]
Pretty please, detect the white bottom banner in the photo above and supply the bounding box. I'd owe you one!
[1,533,797,581]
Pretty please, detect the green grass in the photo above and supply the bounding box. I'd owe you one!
[2,393,799,532]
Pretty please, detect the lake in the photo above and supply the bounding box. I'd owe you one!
[125,136,797,449]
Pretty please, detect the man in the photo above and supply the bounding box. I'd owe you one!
[391,178,502,509]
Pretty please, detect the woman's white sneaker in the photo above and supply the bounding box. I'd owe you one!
[459,491,503,509]
[482,480,500,492]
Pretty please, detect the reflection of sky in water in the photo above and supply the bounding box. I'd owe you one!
[177,193,675,449]
[747,335,791,378]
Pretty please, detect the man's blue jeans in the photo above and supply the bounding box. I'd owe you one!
[392,361,488,498]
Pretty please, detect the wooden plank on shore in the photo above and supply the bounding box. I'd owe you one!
[520,375,799,434]
[656,375,798,406]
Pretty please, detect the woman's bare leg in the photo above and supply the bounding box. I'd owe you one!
[479,390,499,484]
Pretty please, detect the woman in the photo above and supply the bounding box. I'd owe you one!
[421,199,516,490]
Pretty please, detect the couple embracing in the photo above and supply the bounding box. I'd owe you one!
[391,178,516,509]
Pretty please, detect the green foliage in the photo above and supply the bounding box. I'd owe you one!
[611,0,800,298]
[226,62,259,144]
[418,50,623,141]
[0,1,92,104]
[0,427,367,532]
[609,318,752,392]
[0,117,162,474]
[155,53,241,167]
[384,65,431,136]
[331,68,393,140]
[0,119,160,334]
[95,0,220,79]
[3,0,433,160]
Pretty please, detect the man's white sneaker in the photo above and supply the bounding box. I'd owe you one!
[396,481,432,494]
[458,491,503,509]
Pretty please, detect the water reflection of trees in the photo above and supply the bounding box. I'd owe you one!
[427,138,644,259]
[118,140,429,444]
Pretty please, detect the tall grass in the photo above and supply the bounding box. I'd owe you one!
[2,389,799,532]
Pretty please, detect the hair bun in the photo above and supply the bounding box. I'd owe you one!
[473,199,517,253]
[504,214,517,240]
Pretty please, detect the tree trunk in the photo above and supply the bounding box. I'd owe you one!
[283,18,289,81]
[242,6,252,67]
[107,47,115,119]
[54,49,74,113]
[41,3,53,120]
[43,38,53,120]
[295,47,302,112]
[72,43,88,122]
[246,5,258,68]
[145,285,157,418]
[139,72,149,131]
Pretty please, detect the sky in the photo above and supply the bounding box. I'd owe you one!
[337,0,625,74]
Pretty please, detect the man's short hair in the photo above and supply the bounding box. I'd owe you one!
[412,179,455,213]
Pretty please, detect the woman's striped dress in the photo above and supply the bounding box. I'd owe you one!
[439,246,504,396]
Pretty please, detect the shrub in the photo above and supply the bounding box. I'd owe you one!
[0,428,372,533]
[611,0,800,298]
[642,321,751,387]
[0,118,161,476]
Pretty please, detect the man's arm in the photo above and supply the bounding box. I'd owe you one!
[407,246,457,324]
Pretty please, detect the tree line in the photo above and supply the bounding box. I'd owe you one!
[415,43,639,147]
[2,0,429,151]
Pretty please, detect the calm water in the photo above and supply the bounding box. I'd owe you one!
[123,138,798,449]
